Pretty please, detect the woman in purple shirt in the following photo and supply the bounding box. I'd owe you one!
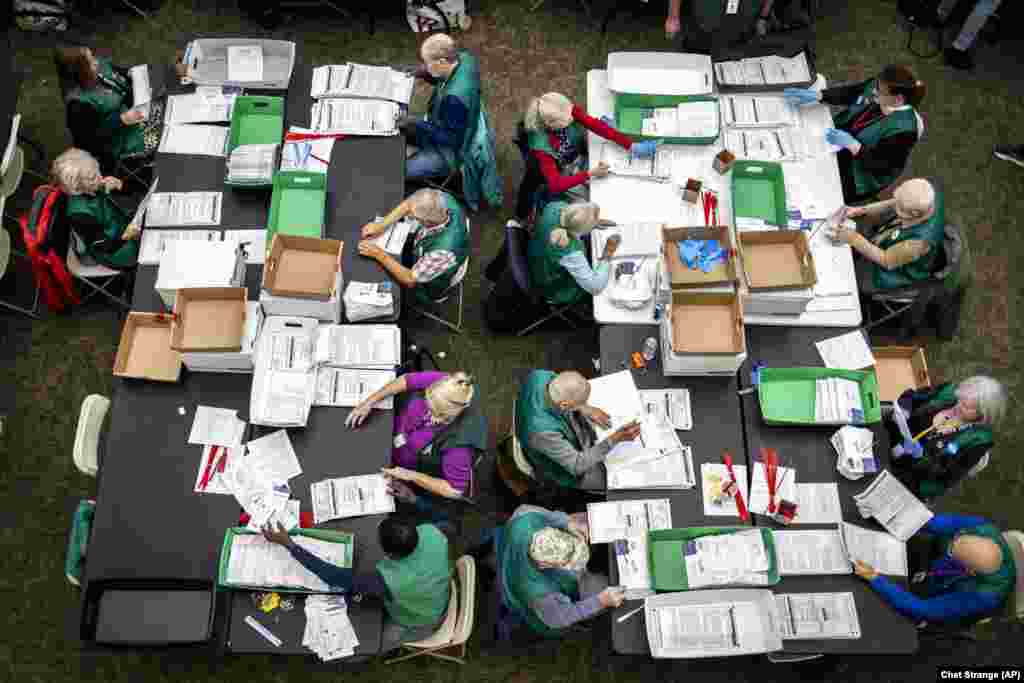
[347,371,488,499]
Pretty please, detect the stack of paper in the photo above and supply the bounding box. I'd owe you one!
[815,331,875,370]
[589,499,672,600]
[224,229,268,265]
[314,324,401,369]
[138,229,221,265]
[587,370,644,442]
[684,530,772,588]
[251,317,318,427]
[158,124,229,156]
[640,101,718,138]
[222,429,302,528]
[722,96,795,127]
[775,592,861,640]
[714,53,812,87]
[747,462,796,516]
[605,440,694,490]
[146,191,223,227]
[841,522,909,575]
[832,425,878,480]
[724,129,795,162]
[165,92,233,124]
[853,470,933,541]
[613,537,656,599]
[370,217,415,256]
[773,529,852,575]
[225,534,350,591]
[314,367,395,408]
[228,45,264,82]
[343,281,395,322]
[311,63,414,104]
[128,65,151,119]
[189,405,247,448]
[246,499,300,532]
[599,143,673,181]
[304,595,360,661]
[311,98,399,136]
[312,474,396,524]
[281,127,336,174]
[639,389,692,430]
[701,463,749,517]
[645,589,783,659]
[814,377,865,424]
[226,144,278,185]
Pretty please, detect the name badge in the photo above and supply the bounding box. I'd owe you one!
[726,0,739,14]
[423,443,433,455]
[891,229,900,240]
[394,433,407,449]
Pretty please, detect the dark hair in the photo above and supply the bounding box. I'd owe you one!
[879,64,926,108]
[55,47,97,88]
[379,517,419,558]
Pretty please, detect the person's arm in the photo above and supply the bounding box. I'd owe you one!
[511,504,571,529]
[527,429,613,476]
[388,462,466,499]
[572,105,633,149]
[414,95,469,151]
[346,374,410,428]
[558,250,611,295]
[286,543,389,597]
[362,199,412,238]
[532,150,592,194]
[849,131,917,177]
[870,575,1002,622]
[840,230,931,271]
[820,80,872,107]
[924,513,990,537]
[530,592,606,629]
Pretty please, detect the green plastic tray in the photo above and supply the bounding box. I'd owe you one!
[614,94,720,145]
[647,526,779,592]
[227,96,285,154]
[731,160,788,228]
[217,527,354,592]
[757,366,882,426]
[267,171,327,243]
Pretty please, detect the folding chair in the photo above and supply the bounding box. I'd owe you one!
[66,244,131,310]
[504,222,585,336]
[408,218,470,334]
[73,394,110,477]
[495,399,535,499]
[0,227,40,318]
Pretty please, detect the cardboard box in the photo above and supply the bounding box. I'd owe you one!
[176,296,264,374]
[113,313,182,382]
[659,316,746,376]
[668,292,745,355]
[155,241,247,308]
[662,226,737,289]
[171,287,247,352]
[742,286,814,316]
[873,346,930,403]
[262,234,343,300]
[739,230,817,290]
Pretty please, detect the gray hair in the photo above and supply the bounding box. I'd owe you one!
[894,178,935,218]
[957,375,1007,426]
[549,370,590,406]
[549,202,600,247]
[51,148,102,195]
[524,92,573,131]
[421,34,458,64]
[408,188,449,225]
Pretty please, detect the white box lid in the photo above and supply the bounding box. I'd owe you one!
[607,52,713,96]
[155,241,244,291]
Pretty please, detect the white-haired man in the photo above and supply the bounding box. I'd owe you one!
[516,370,641,490]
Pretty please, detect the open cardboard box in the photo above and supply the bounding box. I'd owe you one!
[873,346,930,402]
[170,287,247,353]
[113,313,182,382]
[668,291,745,354]
[262,234,343,300]
[662,226,737,289]
[739,230,817,290]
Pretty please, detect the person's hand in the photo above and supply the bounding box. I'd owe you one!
[854,560,879,581]
[386,478,418,504]
[261,522,293,547]
[845,206,868,219]
[358,240,386,261]
[830,226,856,245]
[825,128,860,152]
[121,222,141,241]
[568,513,590,542]
[101,176,123,192]
[599,115,616,128]
[590,161,610,179]
[609,420,642,445]
[120,109,146,126]
[361,222,387,239]
[598,586,627,609]
[602,234,621,260]
[382,466,417,483]
[783,87,821,107]
[345,400,373,429]
[630,140,658,160]
[665,15,681,39]
[582,405,612,429]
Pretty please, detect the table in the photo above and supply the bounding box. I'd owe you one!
[585,68,862,328]
[599,325,749,655]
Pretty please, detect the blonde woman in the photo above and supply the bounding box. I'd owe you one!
[347,370,487,501]
[52,148,140,269]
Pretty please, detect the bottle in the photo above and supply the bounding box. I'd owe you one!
[642,336,658,362]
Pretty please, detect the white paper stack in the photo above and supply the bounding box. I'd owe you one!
[722,95,795,128]
[599,143,674,182]
[225,534,350,591]
[146,191,224,227]
[221,429,303,528]
[814,377,865,424]
[714,52,812,87]
[684,529,772,588]
[310,98,399,136]
[224,229,268,265]
[588,499,672,599]
[311,63,414,104]
[343,281,395,321]
[639,101,719,139]
[158,124,229,156]
[853,470,933,541]
[587,370,644,442]
[840,522,909,576]
[832,425,878,480]
[774,592,861,640]
[250,316,318,427]
[226,144,278,185]
[138,229,221,265]
[815,331,875,370]
[605,440,694,490]
[312,474,396,523]
[154,240,246,307]
[314,324,401,369]
[314,367,396,408]
[304,595,360,661]
[128,65,151,119]
[724,128,796,162]
[369,217,415,256]
[639,389,692,430]
[164,92,234,124]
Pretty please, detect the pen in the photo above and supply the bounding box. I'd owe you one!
[727,606,740,648]
[617,606,644,623]
[752,98,760,124]
[344,64,354,90]
[786,595,797,634]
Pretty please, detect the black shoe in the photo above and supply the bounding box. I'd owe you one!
[993,145,1024,168]
[943,47,974,70]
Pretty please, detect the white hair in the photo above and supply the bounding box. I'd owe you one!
[421,34,458,64]
[894,178,935,218]
[425,371,475,424]
[51,148,102,195]
[524,92,573,131]
[957,375,1007,426]
[548,370,590,406]
[407,188,449,226]
[549,202,600,247]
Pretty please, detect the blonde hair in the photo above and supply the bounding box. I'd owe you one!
[549,202,600,247]
[421,34,458,64]
[894,178,935,219]
[524,92,573,131]
[957,375,1008,427]
[408,188,449,226]
[426,371,475,423]
[51,148,102,196]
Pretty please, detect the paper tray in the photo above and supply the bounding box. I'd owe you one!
[757,366,882,425]
[668,292,745,355]
[113,313,182,382]
[267,171,327,242]
[647,527,780,592]
[217,527,354,592]
[713,46,817,92]
[739,230,817,290]
[873,346,930,403]
[731,160,788,228]
[662,226,738,289]
[614,94,720,145]
[189,38,296,90]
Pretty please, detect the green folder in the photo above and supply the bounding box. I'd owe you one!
[267,171,327,245]
[757,366,882,426]
[731,160,788,228]
[227,96,285,154]
[217,527,354,593]
[647,526,779,592]
[614,94,720,145]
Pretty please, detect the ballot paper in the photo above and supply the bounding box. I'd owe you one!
[775,592,861,640]
[605,440,694,490]
[816,330,875,370]
[314,324,401,369]
[188,406,246,447]
[614,536,656,599]
[832,425,878,480]
[251,321,317,428]
[304,594,360,661]
[591,223,663,258]
[599,143,673,181]
[246,429,302,483]
[684,530,772,589]
[370,218,415,255]
[222,455,291,529]
[852,470,933,541]
[840,522,909,576]
[586,498,672,544]
[310,98,399,136]
[228,45,264,82]
[343,281,395,322]
[311,474,396,524]
[724,129,795,161]
[747,463,796,517]
[587,370,644,443]
[226,144,278,185]
[269,327,315,372]
[311,63,414,104]
[793,483,843,525]
[224,229,268,265]
[640,101,719,139]
[146,192,223,227]
[314,367,396,408]
[254,370,315,427]
[640,389,693,431]
[811,243,855,297]
[225,534,351,591]
[714,53,811,87]
[193,445,242,494]
[139,230,220,265]
[723,96,794,127]
[773,529,852,575]
[701,463,749,517]
[132,176,159,229]
[645,590,782,659]
[814,377,864,424]
[128,64,151,118]
[245,498,300,532]
[164,92,233,124]
[281,126,336,174]
[158,124,229,156]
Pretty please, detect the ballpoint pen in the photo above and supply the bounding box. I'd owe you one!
[617,605,644,623]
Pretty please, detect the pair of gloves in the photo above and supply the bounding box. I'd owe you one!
[783,88,860,150]
[599,115,659,160]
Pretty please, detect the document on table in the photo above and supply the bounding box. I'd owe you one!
[193,444,242,494]
[723,96,794,128]
[724,129,795,162]
[314,324,401,369]
[158,124,229,156]
[145,191,223,227]
[226,144,278,184]
[281,127,335,174]
[591,223,663,258]
[138,229,221,265]
[311,474,396,524]
[245,429,302,483]
[222,455,291,529]
[614,536,656,599]
[773,529,852,575]
[269,328,315,372]
[747,462,796,516]
[684,530,772,588]
[304,594,360,661]
[599,143,666,180]
[587,370,644,442]
[701,463,749,518]
[814,377,865,424]
[224,229,267,265]
[605,440,694,490]
[586,498,672,544]
[811,243,855,297]
[645,590,782,658]
[714,53,811,86]
[311,63,414,104]
[641,107,681,137]
[853,470,933,541]
[256,370,315,427]
[164,93,233,124]
[310,98,399,136]
[370,217,415,255]
[188,406,246,447]
[816,330,876,370]
[225,534,351,591]
[793,483,843,525]
[314,367,396,408]
[640,389,693,430]
[132,176,159,229]
[128,64,151,118]
[228,45,264,82]
[841,522,909,576]
[775,592,861,640]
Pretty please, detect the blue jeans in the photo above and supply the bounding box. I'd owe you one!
[406,148,450,180]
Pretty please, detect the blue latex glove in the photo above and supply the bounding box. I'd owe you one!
[783,87,820,107]
[825,128,859,150]
[599,115,616,127]
[904,439,924,460]
[631,140,658,160]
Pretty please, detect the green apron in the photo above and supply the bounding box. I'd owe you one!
[499,511,581,638]
[66,57,145,162]
[426,50,481,172]
[868,187,945,290]
[516,369,583,488]
[925,523,1016,622]
[66,192,139,269]
[528,201,588,306]
[833,79,921,198]
[377,524,452,628]
[411,193,469,305]
[526,121,586,171]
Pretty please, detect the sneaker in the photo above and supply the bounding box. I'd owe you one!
[506,218,522,229]
[943,46,974,70]
[993,145,1024,168]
